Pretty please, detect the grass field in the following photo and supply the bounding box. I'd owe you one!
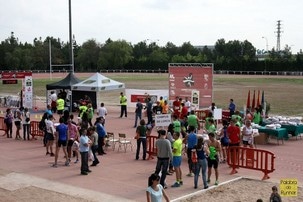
[0,73,303,116]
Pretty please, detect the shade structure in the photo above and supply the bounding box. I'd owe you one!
[252,90,256,109]
[246,90,251,108]
[257,90,260,106]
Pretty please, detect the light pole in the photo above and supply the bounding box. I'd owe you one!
[262,36,268,73]
[262,36,268,53]
[68,0,74,74]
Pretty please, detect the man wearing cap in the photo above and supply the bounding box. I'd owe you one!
[155,130,173,189]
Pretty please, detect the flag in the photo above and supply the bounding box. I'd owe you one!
[257,90,260,106]
[246,90,251,108]
[252,90,256,109]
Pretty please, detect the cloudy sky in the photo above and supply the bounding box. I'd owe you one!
[0,0,302,53]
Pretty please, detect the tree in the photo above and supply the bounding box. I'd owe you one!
[76,39,101,72]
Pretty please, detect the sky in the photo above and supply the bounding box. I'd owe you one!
[0,0,302,53]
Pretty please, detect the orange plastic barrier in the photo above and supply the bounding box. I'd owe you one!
[146,135,158,160]
[30,121,44,139]
[227,146,275,180]
[0,117,7,135]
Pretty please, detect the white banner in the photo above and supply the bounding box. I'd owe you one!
[23,76,33,109]
[155,114,172,127]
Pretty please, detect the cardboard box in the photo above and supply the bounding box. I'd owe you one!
[254,133,269,145]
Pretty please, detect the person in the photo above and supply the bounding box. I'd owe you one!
[62,109,70,124]
[187,110,200,133]
[50,91,57,113]
[172,96,181,117]
[67,119,79,163]
[135,119,147,160]
[40,112,49,147]
[146,173,170,202]
[227,119,241,166]
[4,108,13,138]
[153,101,163,115]
[184,97,191,115]
[232,110,242,127]
[207,119,217,134]
[119,92,127,118]
[96,117,106,155]
[171,131,183,188]
[97,102,108,124]
[193,136,210,189]
[56,95,65,117]
[270,185,282,202]
[80,111,89,130]
[155,129,173,189]
[78,102,88,118]
[229,99,236,118]
[88,126,99,166]
[145,97,153,124]
[209,102,217,114]
[162,100,169,114]
[45,105,53,116]
[52,117,69,167]
[134,98,143,128]
[22,107,31,140]
[166,124,175,174]
[242,119,254,148]
[219,119,229,163]
[185,125,197,177]
[172,114,181,134]
[79,128,91,175]
[204,112,214,131]
[207,132,221,186]
[14,108,22,140]
[253,106,262,125]
[179,102,188,121]
[87,103,94,127]
[159,96,165,108]
[46,115,55,156]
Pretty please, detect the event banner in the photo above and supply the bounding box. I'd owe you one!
[0,72,32,79]
[22,76,33,109]
[168,64,213,108]
[125,89,168,108]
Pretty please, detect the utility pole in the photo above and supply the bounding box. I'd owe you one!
[68,0,74,74]
[275,20,282,52]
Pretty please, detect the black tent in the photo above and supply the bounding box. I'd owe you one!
[46,72,81,112]
[46,72,81,90]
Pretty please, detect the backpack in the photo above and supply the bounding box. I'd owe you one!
[39,119,46,131]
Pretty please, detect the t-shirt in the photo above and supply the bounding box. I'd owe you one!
[187,114,198,128]
[136,125,147,138]
[56,98,65,110]
[173,120,181,133]
[79,135,89,152]
[227,125,240,144]
[187,132,197,149]
[97,107,107,118]
[173,138,182,157]
[146,184,164,202]
[242,126,253,141]
[56,123,68,141]
[208,124,217,134]
[68,123,78,140]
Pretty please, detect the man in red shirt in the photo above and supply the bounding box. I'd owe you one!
[227,120,240,166]
[173,96,181,117]
[179,102,188,121]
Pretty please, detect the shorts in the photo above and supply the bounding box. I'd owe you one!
[46,133,54,141]
[221,138,229,147]
[207,155,219,169]
[67,139,74,147]
[57,110,63,115]
[172,156,182,167]
[14,121,21,129]
[57,140,67,147]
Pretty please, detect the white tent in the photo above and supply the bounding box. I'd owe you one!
[71,73,125,109]
[72,73,125,91]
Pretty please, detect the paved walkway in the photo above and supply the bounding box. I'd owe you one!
[0,106,302,201]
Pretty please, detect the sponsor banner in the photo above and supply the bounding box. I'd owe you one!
[169,64,213,108]
[155,114,171,127]
[2,79,18,84]
[0,72,32,79]
[22,76,33,109]
[280,179,298,197]
[125,89,168,108]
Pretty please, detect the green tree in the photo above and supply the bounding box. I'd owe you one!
[76,39,101,72]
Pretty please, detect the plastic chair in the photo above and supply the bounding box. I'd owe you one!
[106,132,119,151]
[118,133,133,152]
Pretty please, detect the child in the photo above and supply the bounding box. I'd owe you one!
[270,186,282,202]
[171,132,183,187]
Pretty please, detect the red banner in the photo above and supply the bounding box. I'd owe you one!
[0,72,32,79]
[168,64,213,108]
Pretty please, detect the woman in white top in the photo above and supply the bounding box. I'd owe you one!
[22,108,31,140]
[242,120,254,148]
[146,173,170,202]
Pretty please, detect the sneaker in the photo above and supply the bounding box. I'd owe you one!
[186,173,194,177]
[215,180,219,185]
[87,170,92,173]
[65,161,70,166]
[46,152,50,155]
[74,159,79,163]
[204,186,209,189]
[51,164,58,168]
[50,153,55,157]
[179,181,183,185]
[171,182,180,188]
[81,171,88,175]
[194,185,197,189]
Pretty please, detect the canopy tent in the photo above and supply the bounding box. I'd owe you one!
[46,72,81,90]
[71,73,125,109]
[46,72,82,111]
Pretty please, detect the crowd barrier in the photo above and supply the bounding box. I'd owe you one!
[146,135,158,160]
[227,146,275,180]
[0,117,6,135]
[30,121,44,139]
